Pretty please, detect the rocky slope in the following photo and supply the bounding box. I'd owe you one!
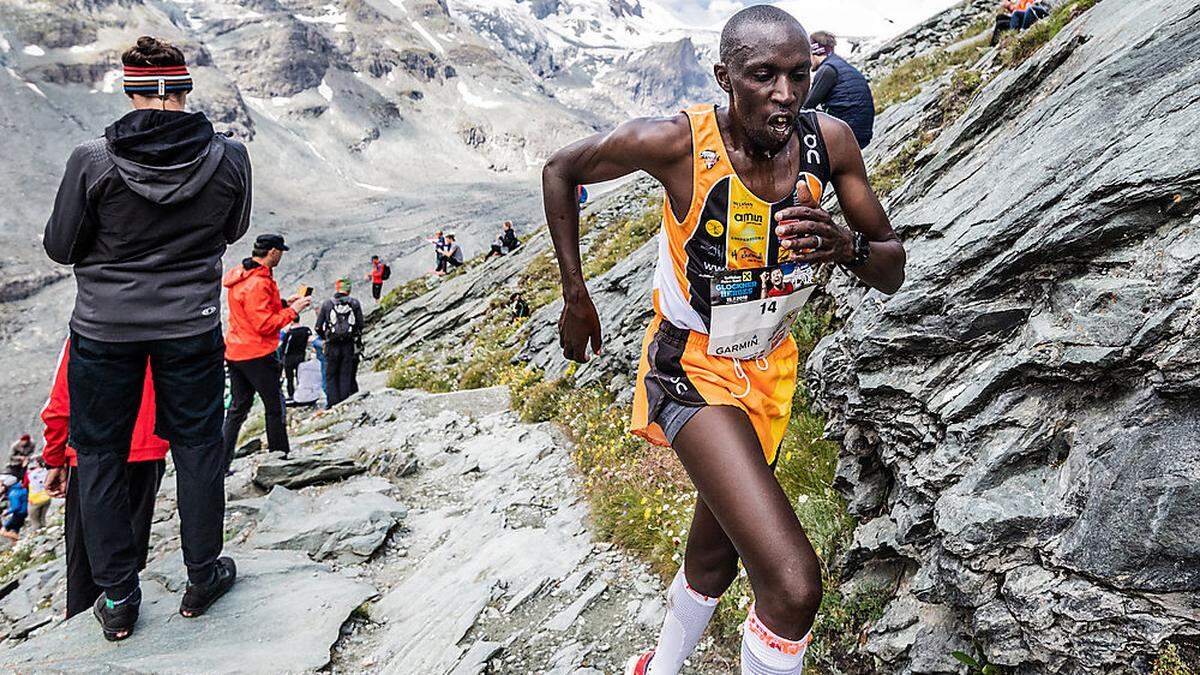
[809,0,1200,672]
[364,0,1200,672]
[0,0,725,436]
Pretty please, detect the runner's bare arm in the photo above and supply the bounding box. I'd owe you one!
[542,115,690,362]
[774,116,906,295]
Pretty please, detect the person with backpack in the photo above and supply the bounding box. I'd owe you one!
[222,234,311,464]
[366,255,390,300]
[280,316,311,401]
[315,279,364,407]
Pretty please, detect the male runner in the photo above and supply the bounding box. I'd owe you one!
[541,6,904,674]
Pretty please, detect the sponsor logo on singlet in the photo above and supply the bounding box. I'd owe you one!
[713,334,760,356]
[700,149,720,169]
[705,219,725,237]
[726,177,770,269]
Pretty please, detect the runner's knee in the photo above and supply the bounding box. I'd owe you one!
[755,567,822,631]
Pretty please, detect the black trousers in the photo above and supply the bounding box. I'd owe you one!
[371,282,383,300]
[284,356,303,398]
[324,342,359,407]
[68,328,226,596]
[65,461,164,618]
[223,354,289,464]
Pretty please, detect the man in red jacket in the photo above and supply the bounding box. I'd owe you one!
[366,255,386,301]
[222,234,311,466]
[41,339,169,620]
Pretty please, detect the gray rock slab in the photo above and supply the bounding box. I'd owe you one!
[808,1,1200,671]
[544,580,608,632]
[1,549,375,674]
[237,477,406,562]
[252,454,364,490]
[448,640,505,675]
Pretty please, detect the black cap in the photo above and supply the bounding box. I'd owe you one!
[255,233,289,251]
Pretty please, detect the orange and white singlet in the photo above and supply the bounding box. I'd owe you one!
[631,104,831,463]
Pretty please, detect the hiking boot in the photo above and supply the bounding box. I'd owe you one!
[179,556,237,618]
[93,587,141,641]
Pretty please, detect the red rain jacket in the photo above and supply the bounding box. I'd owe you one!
[223,260,297,362]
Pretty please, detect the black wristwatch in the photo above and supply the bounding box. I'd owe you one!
[842,230,871,270]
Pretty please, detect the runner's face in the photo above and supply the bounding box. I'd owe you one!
[771,268,783,285]
[725,23,811,153]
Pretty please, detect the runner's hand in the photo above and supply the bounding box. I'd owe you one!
[774,206,854,264]
[291,296,313,313]
[45,467,67,498]
[559,295,603,363]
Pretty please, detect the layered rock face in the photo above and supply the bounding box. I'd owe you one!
[810,1,1200,672]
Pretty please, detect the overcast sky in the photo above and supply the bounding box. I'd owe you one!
[661,0,962,39]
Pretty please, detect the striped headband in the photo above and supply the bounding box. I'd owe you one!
[810,42,829,57]
[123,65,193,97]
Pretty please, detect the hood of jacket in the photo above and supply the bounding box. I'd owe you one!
[105,109,226,205]
[222,258,272,289]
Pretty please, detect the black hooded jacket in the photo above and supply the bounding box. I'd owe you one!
[44,109,252,341]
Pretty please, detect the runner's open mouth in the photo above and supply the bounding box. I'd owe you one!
[768,112,793,133]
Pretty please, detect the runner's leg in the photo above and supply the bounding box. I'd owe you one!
[684,497,740,596]
[644,496,734,674]
[671,405,822,640]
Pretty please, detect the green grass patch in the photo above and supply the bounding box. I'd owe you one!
[0,545,55,586]
[373,275,434,316]
[582,195,662,279]
[999,0,1100,68]
[871,65,987,198]
[1153,642,1198,675]
[873,19,991,113]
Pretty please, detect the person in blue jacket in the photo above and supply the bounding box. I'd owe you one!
[1,474,28,540]
[804,31,875,149]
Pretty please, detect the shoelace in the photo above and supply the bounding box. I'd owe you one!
[731,356,771,399]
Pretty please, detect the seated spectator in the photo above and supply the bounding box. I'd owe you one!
[1,474,27,541]
[803,31,875,149]
[437,234,464,275]
[429,230,447,273]
[994,0,1049,43]
[510,292,531,320]
[9,434,33,472]
[484,221,521,260]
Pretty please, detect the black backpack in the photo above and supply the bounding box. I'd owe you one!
[381,264,391,281]
[284,326,311,358]
[325,298,358,343]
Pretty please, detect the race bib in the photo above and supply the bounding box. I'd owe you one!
[709,262,816,360]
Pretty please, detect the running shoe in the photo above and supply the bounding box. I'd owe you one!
[93,587,141,641]
[180,556,237,618]
[625,650,654,675]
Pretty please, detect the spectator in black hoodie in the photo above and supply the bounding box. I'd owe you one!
[43,36,247,641]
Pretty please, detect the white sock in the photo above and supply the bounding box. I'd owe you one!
[646,567,720,675]
[740,604,811,675]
